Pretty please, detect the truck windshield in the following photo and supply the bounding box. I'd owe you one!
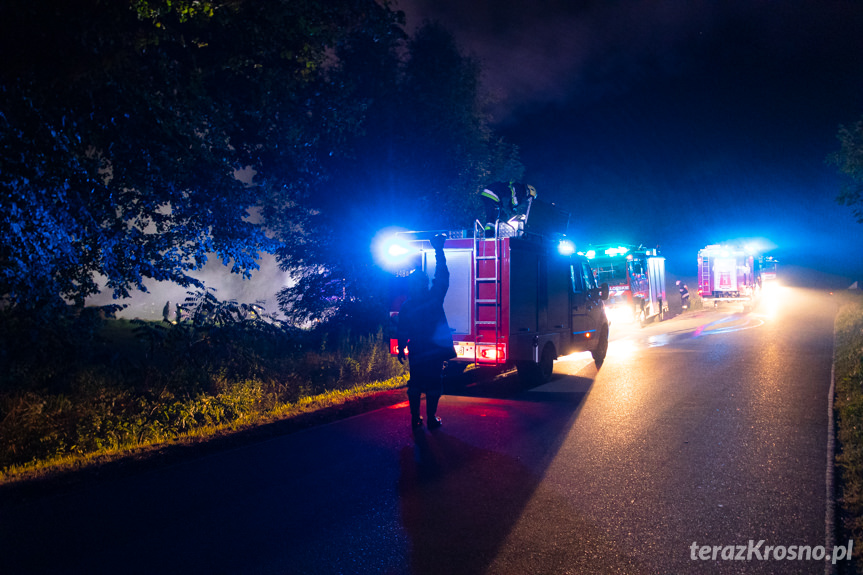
[592,258,627,284]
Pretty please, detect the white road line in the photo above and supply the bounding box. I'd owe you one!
[826,345,837,575]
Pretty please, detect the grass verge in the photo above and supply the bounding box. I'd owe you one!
[0,298,410,494]
[0,374,409,498]
[834,292,863,573]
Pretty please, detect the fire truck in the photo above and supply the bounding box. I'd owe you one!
[584,244,668,327]
[697,244,762,308]
[760,256,779,282]
[383,199,610,384]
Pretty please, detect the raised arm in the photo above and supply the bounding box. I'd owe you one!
[429,234,449,299]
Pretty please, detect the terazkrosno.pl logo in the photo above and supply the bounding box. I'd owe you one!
[690,540,854,564]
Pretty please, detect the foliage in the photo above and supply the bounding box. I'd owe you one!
[0,289,406,475]
[1,0,523,347]
[828,115,863,224]
[0,0,401,309]
[833,295,863,568]
[275,21,524,325]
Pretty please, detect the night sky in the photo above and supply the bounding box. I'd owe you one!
[399,0,863,283]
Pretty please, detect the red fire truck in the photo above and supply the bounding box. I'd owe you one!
[383,200,610,384]
[697,244,762,308]
[585,244,668,327]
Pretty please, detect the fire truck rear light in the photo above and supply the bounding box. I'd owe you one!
[389,339,405,355]
[477,345,506,362]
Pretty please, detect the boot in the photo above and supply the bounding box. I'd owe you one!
[426,394,442,429]
[409,392,423,428]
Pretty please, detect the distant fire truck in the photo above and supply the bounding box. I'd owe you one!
[381,199,610,384]
[760,256,779,282]
[697,244,762,308]
[583,245,668,326]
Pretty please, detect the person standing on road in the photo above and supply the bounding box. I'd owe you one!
[397,233,457,430]
[677,280,690,310]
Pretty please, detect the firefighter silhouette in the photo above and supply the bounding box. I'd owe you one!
[480,181,537,237]
[397,234,457,430]
[677,280,690,310]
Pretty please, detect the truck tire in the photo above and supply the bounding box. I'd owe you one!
[592,325,609,367]
[517,343,555,385]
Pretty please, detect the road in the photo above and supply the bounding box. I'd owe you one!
[0,285,840,574]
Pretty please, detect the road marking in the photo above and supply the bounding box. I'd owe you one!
[825,346,837,575]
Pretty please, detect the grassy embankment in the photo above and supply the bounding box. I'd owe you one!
[834,291,863,571]
[0,295,407,485]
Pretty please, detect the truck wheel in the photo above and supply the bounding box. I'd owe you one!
[592,325,609,368]
[517,343,555,385]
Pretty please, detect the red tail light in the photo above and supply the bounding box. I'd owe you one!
[477,344,506,362]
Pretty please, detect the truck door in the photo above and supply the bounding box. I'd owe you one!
[547,254,570,336]
[571,258,603,349]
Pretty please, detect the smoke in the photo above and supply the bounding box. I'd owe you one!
[86,253,293,320]
[396,0,726,121]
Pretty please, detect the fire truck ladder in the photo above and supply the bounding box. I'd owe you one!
[473,220,502,366]
[700,253,711,295]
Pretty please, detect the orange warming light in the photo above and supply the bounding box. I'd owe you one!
[477,345,507,362]
[585,332,591,339]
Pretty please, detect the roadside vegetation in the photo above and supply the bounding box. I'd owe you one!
[833,291,863,571]
[0,290,406,485]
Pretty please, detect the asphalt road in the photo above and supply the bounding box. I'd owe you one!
[0,285,840,574]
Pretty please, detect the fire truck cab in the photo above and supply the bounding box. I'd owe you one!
[385,199,610,384]
[585,244,668,327]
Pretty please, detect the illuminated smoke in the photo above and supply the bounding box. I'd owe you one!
[86,253,292,320]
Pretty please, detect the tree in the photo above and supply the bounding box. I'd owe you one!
[274,21,524,326]
[829,115,863,223]
[0,0,400,309]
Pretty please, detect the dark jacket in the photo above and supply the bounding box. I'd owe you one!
[397,249,457,365]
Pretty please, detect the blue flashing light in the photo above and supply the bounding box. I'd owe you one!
[387,243,409,258]
[604,246,629,257]
[373,227,419,271]
[558,239,576,256]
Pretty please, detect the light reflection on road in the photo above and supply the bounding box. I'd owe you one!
[554,285,796,376]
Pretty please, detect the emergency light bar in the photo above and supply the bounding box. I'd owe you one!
[604,246,629,257]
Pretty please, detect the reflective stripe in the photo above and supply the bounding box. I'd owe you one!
[481,189,500,202]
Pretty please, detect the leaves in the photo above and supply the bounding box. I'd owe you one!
[829,115,863,224]
[274,21,524,325]
[0,0,395,309]
[1,0,521,331]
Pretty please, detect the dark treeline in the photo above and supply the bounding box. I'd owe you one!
[0,0,523,328]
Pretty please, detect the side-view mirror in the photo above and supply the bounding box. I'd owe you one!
[600,282,609,301]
